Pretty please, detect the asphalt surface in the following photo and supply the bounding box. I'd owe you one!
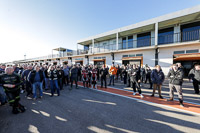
[0,85,200,133]
[105,79,200,104]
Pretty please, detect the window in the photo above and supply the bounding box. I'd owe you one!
[102,57,106,59]
[84,45,89,51]
[128,36,133,48]
[113,40,116,45]
[186,49,199,54]
[174,51,185,54]
[136,54,143,57]
[94,57,98,59]
[158,27,174,45]
[122,37,127,49]
[137,32,151,47]
[129,54,135,57]
[122,55,128,58]
[181,21,200,42]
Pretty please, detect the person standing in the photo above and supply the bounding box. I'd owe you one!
[63,65,70,86]
[130,64,144,98]
[108,64,117,86]
[22,65,33,97]
[167,64,184,107]
[0,67,25,114]
[77,65,82,81]
[122,66,127,85]
[70,65,78,90]
[140,66,146,83]
[188,64,200,94]
[43,65,50,90]
[57,66,64,90]
[91,67,98,89]
[28,65,44,100]
[82,66,89,88]
[151,65,165,99]
[100,65,108,88]
[48,66,60,97]
[145,67,152,89]
[126,64,132,87]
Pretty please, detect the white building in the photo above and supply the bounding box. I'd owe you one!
[13,5,200,76]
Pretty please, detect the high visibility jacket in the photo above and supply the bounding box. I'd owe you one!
[109,67,117,75]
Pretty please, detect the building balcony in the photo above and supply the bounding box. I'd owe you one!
[158,29,200,45]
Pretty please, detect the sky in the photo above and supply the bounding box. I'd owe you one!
[0,0,200,63]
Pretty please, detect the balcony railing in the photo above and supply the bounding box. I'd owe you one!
[158,29,200,45]
[118,37,155,50]
[93,44,116,53]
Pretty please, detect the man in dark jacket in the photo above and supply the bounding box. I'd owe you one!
[145,67,152,89]
[130,64,144,98]
[188,64,200,94]
[57,66,64,90]
[77,65,82,81]
[28,65,44,100]
[70,65,78,89]
[126,64,132,87]
[151,65,165,99]
[100,65,108,88]
[167,64,184,107]
[22,65,33,97]
[0,67,25,114]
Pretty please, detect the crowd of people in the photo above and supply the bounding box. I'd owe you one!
[0,62,200,114]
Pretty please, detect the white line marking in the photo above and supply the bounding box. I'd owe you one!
[77,85,200,116]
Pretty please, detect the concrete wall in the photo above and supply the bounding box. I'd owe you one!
[158,44,200,75]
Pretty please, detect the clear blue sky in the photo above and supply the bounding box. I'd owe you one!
[0,0,200,63]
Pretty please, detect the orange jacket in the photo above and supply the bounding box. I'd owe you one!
[109,67,117,75]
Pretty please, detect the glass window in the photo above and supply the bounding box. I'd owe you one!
[174,51,185,54]
[137,32,151,48]
[122,37,126,49]
[158,27,174,45]
[94,57,98,59]
[181,21,200,42]
[84,45,89,51]
[122,55,128,58]
[128,36,133,49]
[129,54,135,57]
[186,49,199,54]
[136,54,143,57]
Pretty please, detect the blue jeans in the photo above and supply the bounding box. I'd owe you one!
[45,78,50,89]
[109,75,115,85]
[50,80,60,96]
[0,86,6,103]
[32,82,43,98]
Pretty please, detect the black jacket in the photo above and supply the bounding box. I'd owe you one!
[70,67,78,78]
[130,68,140,82]
[188,68,200,82]
[0,73,23,92]
[100,68,108,78]
[28,70,44,84]
[167,69,184,85]
[48,70,58,80]
[57,70,64,79]
[151,69,165,85]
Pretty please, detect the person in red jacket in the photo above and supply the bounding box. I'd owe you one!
[91,67,97,89]
[82,66,89,88]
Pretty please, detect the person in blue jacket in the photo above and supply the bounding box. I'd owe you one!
[151,65,165,99]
